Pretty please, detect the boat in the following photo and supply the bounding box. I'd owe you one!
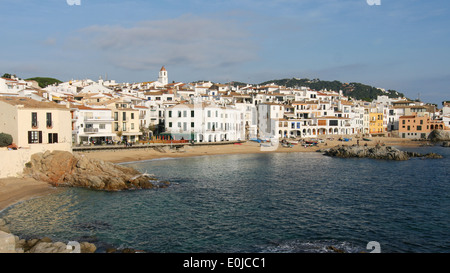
[282,143,294,148]
[363,138,372,141]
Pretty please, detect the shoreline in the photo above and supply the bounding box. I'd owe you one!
[77,136,425,164]
[0,136,427,212]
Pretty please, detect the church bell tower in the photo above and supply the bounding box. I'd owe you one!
[158,66,168,85]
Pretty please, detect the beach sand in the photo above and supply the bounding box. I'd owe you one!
[78,136,420,164]
[0,177,61,211]
[0,136,422,211]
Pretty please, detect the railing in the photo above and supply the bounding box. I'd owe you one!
[84,128,99,133]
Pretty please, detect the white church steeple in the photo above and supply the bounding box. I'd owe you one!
[158,66,168,85]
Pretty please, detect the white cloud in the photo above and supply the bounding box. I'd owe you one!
[72,14,258,71]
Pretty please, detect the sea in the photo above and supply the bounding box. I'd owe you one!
[1,145,449,253]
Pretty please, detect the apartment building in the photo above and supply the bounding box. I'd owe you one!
[164,102,244,142]
[72,105,115,145]
[0,96,71,150]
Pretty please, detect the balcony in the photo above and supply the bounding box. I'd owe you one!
[84,128,99,133]
[84,116,114,122]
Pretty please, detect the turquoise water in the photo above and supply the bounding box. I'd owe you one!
[1,146,449,253]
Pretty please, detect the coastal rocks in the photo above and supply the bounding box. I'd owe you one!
[322,145,443,160]
[428,130,450,142]
[23,150,169,191]
[0,230,16,253]
[442,141,450,147]
[0,219,96,253]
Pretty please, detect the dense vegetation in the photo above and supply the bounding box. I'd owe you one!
[24,77,62,88]
[258,78,405,102]
[0,132,13,147]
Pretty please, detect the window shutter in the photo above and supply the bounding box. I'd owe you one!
[38,131,42,143]
[28,131,32,144]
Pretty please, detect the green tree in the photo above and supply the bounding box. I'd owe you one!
[0,132,13,147]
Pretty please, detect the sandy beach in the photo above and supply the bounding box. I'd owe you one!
[78,136,421,164]
[0,178,61,212]
[0,136,423,211]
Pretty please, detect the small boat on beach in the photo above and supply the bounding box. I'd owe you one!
[363,138,372,141]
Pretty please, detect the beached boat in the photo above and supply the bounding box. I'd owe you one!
[363,138,372,141]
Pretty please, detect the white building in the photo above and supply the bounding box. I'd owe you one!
[72,105,115,145]
[164,102,244,142]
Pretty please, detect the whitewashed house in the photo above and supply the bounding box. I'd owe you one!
[164,102,244,142]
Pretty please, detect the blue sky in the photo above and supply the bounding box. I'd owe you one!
[1,0,449,105]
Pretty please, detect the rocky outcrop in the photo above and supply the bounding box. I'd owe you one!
[0,218,97,253]
[23,150,170,191]
[428,130,450,142]
[321,145,443,160]
[0,218,147,253]
[442,141,450,147]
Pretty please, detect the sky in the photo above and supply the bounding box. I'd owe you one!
[0,0,449,105]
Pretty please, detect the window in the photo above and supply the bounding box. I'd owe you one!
[207,110,211,117]
[417,126,422,131]
[178,122,181,128]
[48,133,58,144]
[178,111,182,118]
[420,120,423,124]
[31,112,38,128]
[183,111,187,117]
[169,122,172,128]
[191,122,194,128]
[131,113,134,119]
[191,110,194,117]
[183,122,187,131]
[46,113,52,128]
[28,131,42,144]
[114,122,119,131]
[99,124,106,130]
[123,122,127,131]
[329,120,338,126]
[131,123,134,130]
[123,112,126,121]
[114,112,118,121]
[168,111,172,118]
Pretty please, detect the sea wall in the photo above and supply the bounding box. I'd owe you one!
[0,143,71,178]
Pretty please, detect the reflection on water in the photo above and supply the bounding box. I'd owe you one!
[1,147,449,253]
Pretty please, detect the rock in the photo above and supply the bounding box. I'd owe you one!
[23,150,170,191]
[322,145,442,160]
[29,241,72,253]
[428,130,450,142]
[423,153,444,159]
[442,141,450,147]
[0,231,16,253]
[326,246,346,253]
[0,219,10,234]
[80,242,97,253]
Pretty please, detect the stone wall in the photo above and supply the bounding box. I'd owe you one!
[0,143,71,178]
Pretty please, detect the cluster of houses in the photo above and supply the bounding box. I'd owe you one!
[1,67,449,151]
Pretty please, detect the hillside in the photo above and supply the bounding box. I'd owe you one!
[257,78,405,102]
[25,77,62,88]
